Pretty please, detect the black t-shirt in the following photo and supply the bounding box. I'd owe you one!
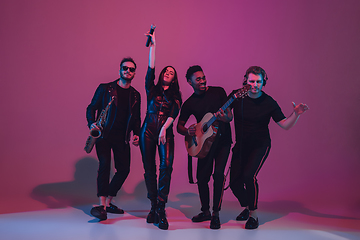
[230,90,285,141]
[179,86,232,143]
[107,85,130,141]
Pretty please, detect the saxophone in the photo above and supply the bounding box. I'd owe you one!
[84,96,116,153]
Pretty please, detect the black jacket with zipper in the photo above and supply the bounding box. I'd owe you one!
[86,79,141,144]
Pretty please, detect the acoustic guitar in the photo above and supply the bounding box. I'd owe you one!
[185,84,250,158]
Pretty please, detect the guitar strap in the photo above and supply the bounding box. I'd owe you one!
[224,96,244,190]
[187,154,196,184]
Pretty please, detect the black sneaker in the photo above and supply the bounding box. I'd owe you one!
[236,208,249,221]
[245,217,259,229]
[106,203,124,214]
[90,205,107,220]
[191,211,211,222]
[146,209,156,223]
[210,215,221,229]
[155,209,169,230]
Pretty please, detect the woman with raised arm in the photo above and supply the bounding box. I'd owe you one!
[139,29,182,230]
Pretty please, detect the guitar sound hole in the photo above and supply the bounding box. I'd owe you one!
[202,124,208,133]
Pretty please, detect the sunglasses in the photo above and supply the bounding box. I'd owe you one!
[121,66,136,73]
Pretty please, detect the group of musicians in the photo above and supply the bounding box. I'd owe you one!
[86,29,309,230]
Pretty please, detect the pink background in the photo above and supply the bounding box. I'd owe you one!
[1,0,359,216]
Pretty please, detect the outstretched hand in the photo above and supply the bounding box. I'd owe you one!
[292,102,309,116]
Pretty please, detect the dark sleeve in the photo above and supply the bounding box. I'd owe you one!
[218,87,229,106]
[227,90,237,109]
[145,66,155,95]
[86,84,104,128]
[132,90,141,136]
[271,100,286,123]
[178,99,191,123]
[169,93,182,119]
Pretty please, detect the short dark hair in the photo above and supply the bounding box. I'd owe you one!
[120,57,137,70]
[186,65,203,81]
[243,66,268,86]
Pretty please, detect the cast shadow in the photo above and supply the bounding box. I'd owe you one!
[218,199,359,227]
[31,157,101,215]
[168,192,201,220]
[30,155,161,222]
[167,191,360,227]
[258,200,359,224]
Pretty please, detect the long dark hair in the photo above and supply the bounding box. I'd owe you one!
[151,66,181,100]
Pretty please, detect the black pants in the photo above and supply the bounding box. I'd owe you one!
[229,139,271,211]
[139,116,174,203]
[95,138,130,197]
[197,137,231,212]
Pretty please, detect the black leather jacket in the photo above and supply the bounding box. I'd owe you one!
[86,79,141,144]
[145,67,181,119]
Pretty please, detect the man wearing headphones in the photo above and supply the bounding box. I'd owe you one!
[228,66,309,229]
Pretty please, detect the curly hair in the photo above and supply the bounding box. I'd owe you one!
[185,65,203,81]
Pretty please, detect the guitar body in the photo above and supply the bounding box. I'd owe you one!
[185,112,218,158]
[184,84,250,159]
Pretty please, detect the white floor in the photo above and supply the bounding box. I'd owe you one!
[1,198,359,240]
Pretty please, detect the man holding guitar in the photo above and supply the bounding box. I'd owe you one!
[177,65,233,229]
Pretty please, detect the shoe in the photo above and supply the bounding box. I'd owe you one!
[106,203,124,214]
[147,201,157,223]
[236,208,249,221]
[155,210,169,230]
[155,202,168,230]
[146,209,156,223]
[90,205,107,220]
[245,217,259,229]
[191,211,211,222]
[210,215,221,229]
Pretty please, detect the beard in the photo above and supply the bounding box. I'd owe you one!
[120,72,135,82]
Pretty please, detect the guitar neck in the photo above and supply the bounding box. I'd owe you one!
[207,95,237,127]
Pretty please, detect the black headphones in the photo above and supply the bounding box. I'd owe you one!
[243,66,268,86]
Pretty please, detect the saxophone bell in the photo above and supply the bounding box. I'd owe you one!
[89,126,102,138]
[84,95,116,154]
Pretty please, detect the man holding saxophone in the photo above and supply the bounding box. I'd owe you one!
[86,57,141,220]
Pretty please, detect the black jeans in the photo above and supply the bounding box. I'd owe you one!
[229,139,271,211]
[139,116,174,203]
[196,137,231,212]
[95,138,130,197]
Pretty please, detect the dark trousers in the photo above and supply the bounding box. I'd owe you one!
[229,140,271,211]
[139,121,174,204]
[197,137,231,212]
[95,138,130,197]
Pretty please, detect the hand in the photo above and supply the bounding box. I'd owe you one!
[158,128,166,145]
[132,135,139,146]
[187,124,196,136]
[90,123,101,130]
[234,84,251,99]
[292,102,309,116]
[145,30,156,46]
[214,109,226,120]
